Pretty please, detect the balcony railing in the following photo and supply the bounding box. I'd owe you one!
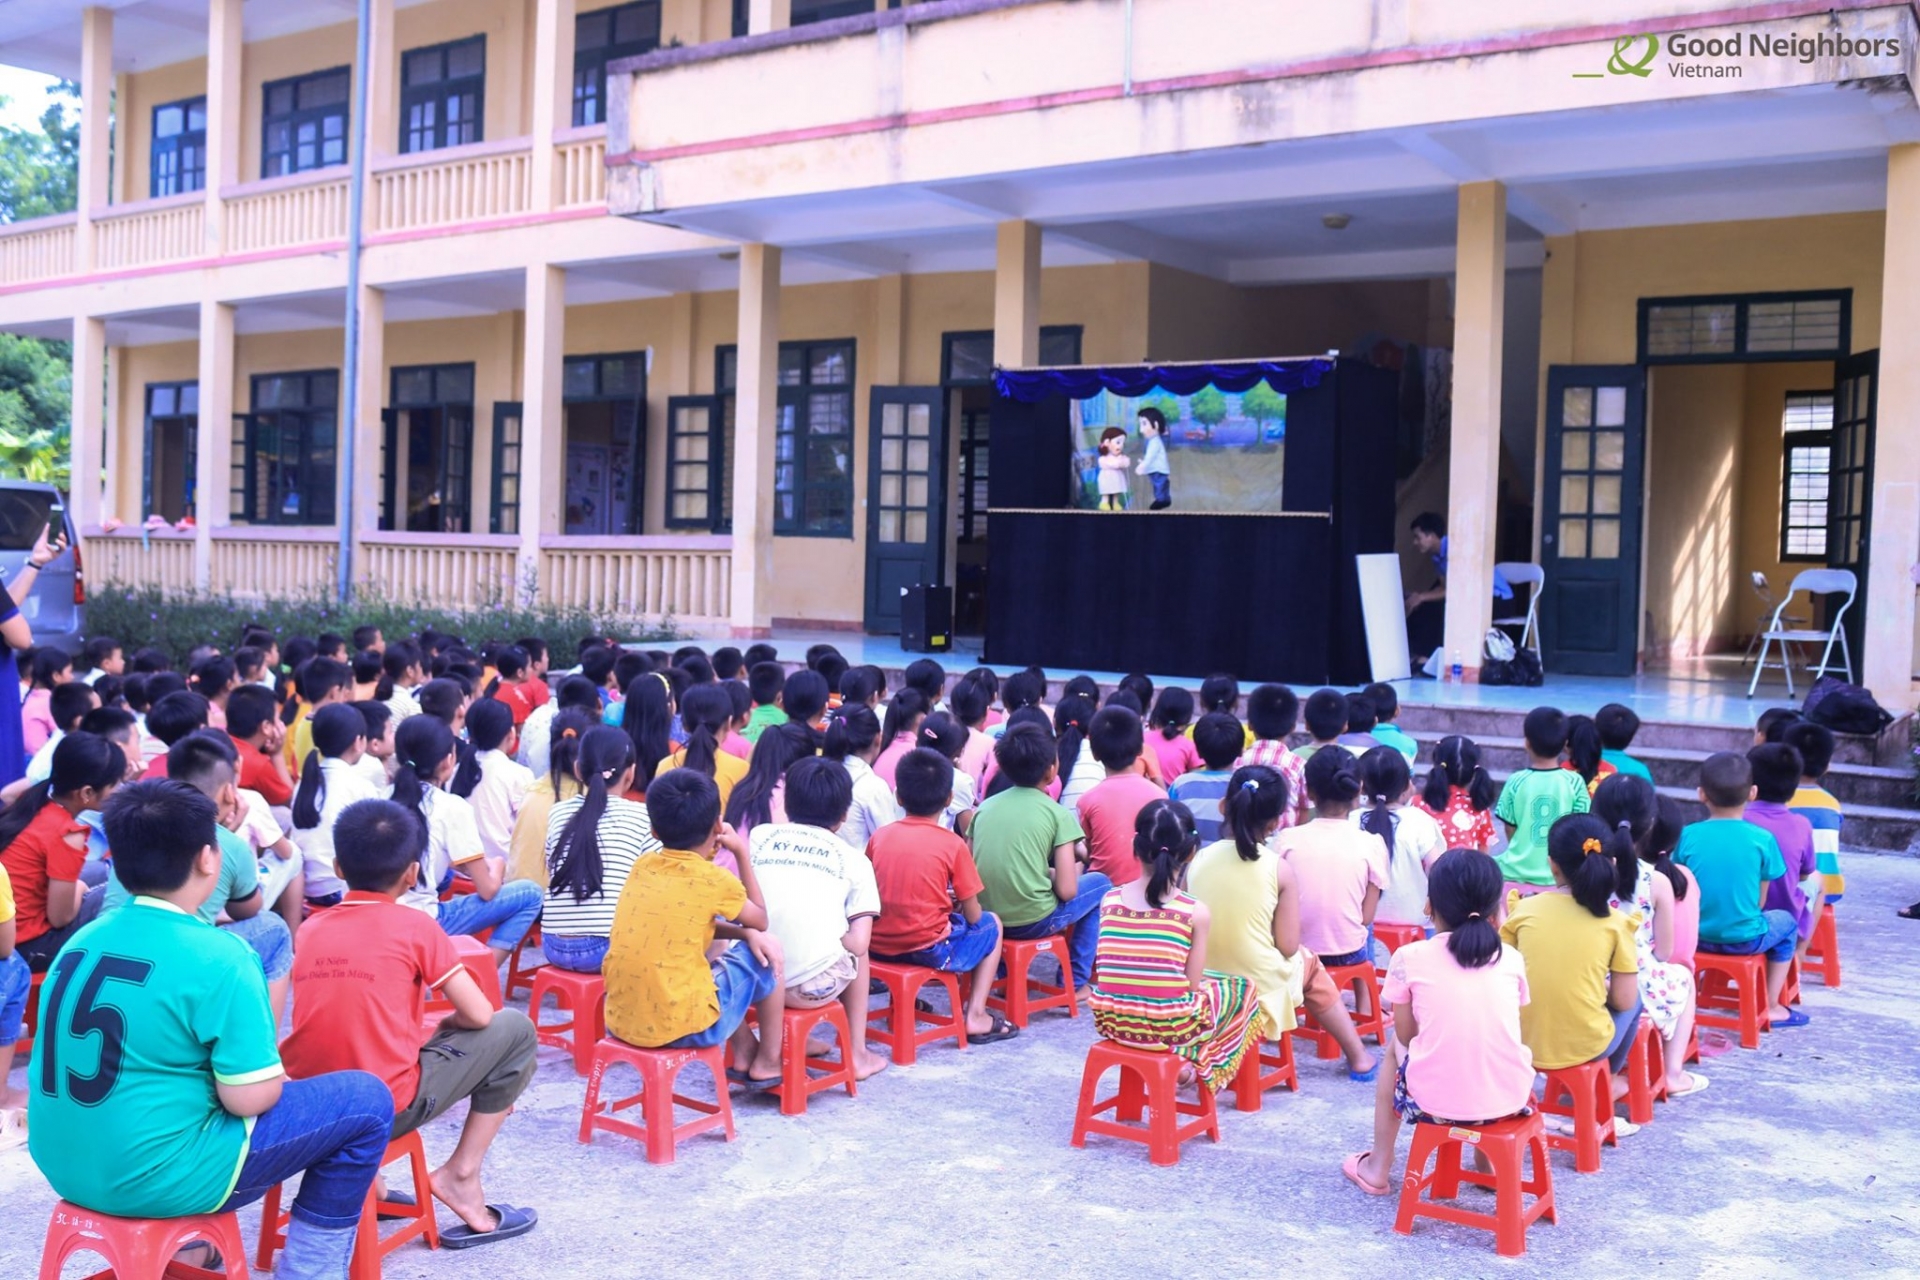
[358,532,521,611]
[93,195,206,271]
[371,140,533,234]
[540,536,731,627]
[210,528,339,599]
[0,214,77,286]
[86,531,197,595]
[556,127,608,208]
[225,170,351,253]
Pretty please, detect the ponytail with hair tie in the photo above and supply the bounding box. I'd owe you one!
[1132,798,1199,908]
[1550,815,1621,917]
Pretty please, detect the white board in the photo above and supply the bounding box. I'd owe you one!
[1357,553,1411,683]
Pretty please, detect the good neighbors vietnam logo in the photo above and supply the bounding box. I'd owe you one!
[1577,29,1902,80]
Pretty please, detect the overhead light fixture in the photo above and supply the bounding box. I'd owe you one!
[1322,213,1352,230]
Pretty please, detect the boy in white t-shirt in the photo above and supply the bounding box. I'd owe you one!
[749,756,890,1081]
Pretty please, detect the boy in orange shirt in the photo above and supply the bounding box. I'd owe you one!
[282,797,539,1250]
[867,748,1016,1044]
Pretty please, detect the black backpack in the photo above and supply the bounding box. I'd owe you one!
[1802,677,1892,736]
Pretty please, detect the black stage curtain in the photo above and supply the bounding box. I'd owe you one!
[984,511,1332,682]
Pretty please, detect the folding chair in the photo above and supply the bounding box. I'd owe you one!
[1747,569,1856,697]
[1492,563,1543,654]
[1742,571,1807,668]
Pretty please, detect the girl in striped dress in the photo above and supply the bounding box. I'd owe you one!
[1089,799,1260,1092]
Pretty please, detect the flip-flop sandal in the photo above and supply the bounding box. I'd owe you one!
[968,1012,1020,1044]
[1774,1007,1811,1029]
[1896,903,1920,920]
[1667,1072,1711,1098]
[439,1205,538,1251]
[1348,1061,1380,1084]
[1342,1152,1393,1197]
[724,1067,782,1092]
[0,1109,26,1153]
[375,1191,417,1222]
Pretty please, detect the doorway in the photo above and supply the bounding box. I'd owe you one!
[560,352,646,537]
[142,381,199,523]
[382,363,475,533]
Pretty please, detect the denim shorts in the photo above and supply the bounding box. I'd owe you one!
[667,942,778,1049]
[1319,944,1372,970]
[542,932,610,973]
[1699,908,1800,964]
[876,912,1001,974]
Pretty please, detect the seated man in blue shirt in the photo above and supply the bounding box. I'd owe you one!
[1404,511,1514,668]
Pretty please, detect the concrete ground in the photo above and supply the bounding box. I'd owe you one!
[9,852,1920,1279]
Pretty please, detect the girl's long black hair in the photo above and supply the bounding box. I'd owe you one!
[548,727,638,904]
[677,683,732,778]
[391,716,456,851]
[0,732,124,850]
[545,708,597,798]
[451,697,515,799]
[1547,813,1623,917]
[1223,765,1287,861]
[621,672,675,789]
[1133,799,1199,908]
[823,704,881,762]
[292,703,368,831]
[725,720,815,830]
[1357,745,1411,852]
[879,689,929,754]
[1052,694,1095,780]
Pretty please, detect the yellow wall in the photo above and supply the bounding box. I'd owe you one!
[1645,364,1746,659]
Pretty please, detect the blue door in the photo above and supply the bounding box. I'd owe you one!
[1541,366,1646,676]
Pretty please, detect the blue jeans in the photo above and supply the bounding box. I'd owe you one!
[876,912,1001,973]
[218,1071,393,1230]
[1003,872,1112,990]
[1699,909,1800,964]
[542,932,610,973]
[0,951,29,1046]
[436,878,543,951]
[1149,472,1170,505]
[222,912,294,981]
[666,942,778,1049]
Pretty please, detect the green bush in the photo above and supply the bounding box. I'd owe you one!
[84,584,677,668]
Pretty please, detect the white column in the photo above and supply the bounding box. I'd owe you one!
[993,220,1041,369]
[1443,180,1507,678]
[194,300,236,591]
[729,244,781,636]
[1863,143,1920,704]
[350,284,386,545]
[530,0,577,211]
[70,318,107,530]
[747,0,791,35]
[203,0,243,252]
[75,6,113,271]
[520,265,567,598]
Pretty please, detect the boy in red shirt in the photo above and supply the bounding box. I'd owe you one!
[867,748,1017,1044]
[282,797,539,1251]
[226,684,294,807]
[1075,706,1164,885]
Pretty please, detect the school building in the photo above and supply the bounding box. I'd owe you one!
[2,0,1918,703]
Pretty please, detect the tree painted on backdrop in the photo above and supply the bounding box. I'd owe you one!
[1189,385,1228,440]
[0,82,81,490]
[1241,381,1285,441]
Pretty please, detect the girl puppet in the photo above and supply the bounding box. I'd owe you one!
[1096,426,1131,511]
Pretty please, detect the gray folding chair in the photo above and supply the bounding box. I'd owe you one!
[1747,568,1856,697]
[1492,563,1543,654]
[1742,571,1807,668]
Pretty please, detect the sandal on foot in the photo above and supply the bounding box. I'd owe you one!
[1348,1061,1380,1084]
[1667,1072,1710,1099]
[1342,1152,1393,1196]
[1896,903,1920,920]
[724,1067,781,1092]
[440,1205,538,1251]
[968,1012,1020,1044]
[1774,1006,1811,1029]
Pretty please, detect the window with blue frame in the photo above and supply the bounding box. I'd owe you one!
[401,36,485,154]
[262,67,351,177]
[573,2,661,127]
[151,97,206,197]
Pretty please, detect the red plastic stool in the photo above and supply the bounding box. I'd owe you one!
[1226,1035,1298,1112]
[867,960,967,1065]
[578,1038,735,1163]
[505,924,546,1000]
[1537,1060,1618,1174]
[986,934,1077,1028]
[17,970,43,1058]
[527,967,607,1076]
[748,1002,859,1116]
[1394,1114,1558,1257]
[1695,951,1770,1049]
[1289,1003,1341,1061]
[1781,956,1804,1007]
[1373,922,1425,965]
[39,1201,250,1280]
[1327,959,1391,1046]
[423,935,503,1028]
[1803,903,1840,987]
[1071,1040,1219,1166]
[257,1130,438,1280]
[1623,1016,1666,1125]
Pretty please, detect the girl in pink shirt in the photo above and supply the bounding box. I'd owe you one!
[1145,687,1203,783]
[872,689,928,789]
[947,677,996,793]
[1345,848,1534,1196]
[1276,750,1389,969]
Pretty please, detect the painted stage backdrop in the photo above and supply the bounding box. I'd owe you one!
[1070,382,1287,512]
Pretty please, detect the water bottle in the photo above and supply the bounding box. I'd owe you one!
[1450,650,1463,684]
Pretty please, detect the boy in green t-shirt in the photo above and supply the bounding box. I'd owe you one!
[968,724,1106,999]
[1494,706,1591,889]
[741,662,786,745]
[1596,703,1655,783]
[29,778,392,1279]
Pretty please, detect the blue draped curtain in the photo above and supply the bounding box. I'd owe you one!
[992,358,1334,402]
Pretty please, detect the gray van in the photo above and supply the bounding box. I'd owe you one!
[0,482,84,654]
